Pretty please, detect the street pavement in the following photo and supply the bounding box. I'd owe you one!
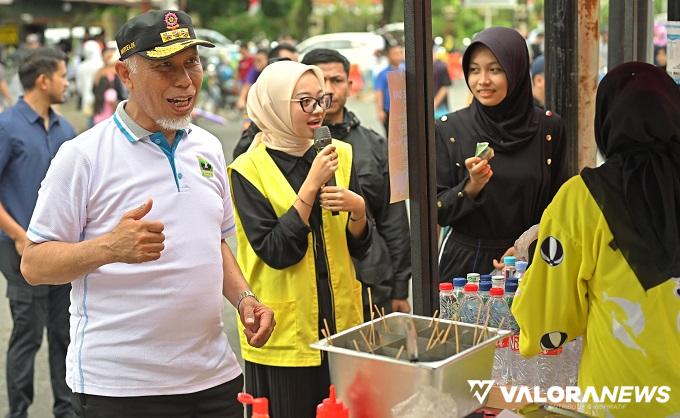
[0,82,467,417]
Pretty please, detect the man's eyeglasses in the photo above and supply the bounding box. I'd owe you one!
[290,93,333,113]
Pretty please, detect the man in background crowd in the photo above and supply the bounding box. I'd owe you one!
[531,54,545,108]
[374,43,404,135]
[301,48,412,318]
[0,47,76,418]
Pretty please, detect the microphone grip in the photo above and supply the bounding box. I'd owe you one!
[325,175,339,216]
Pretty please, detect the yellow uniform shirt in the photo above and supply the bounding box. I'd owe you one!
[512,176,680,417]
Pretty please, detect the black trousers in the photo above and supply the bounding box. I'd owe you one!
[0,240,72,418]
[70,375,245,418]
[438,230,515,282]
[245,358,330,418]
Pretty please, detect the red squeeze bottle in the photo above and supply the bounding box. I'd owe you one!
[237,392,270,418]
[317,385,349,418]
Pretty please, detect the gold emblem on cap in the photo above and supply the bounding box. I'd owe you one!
[146,39,197,58]
[160,28,190,43]
[164,12,180,30]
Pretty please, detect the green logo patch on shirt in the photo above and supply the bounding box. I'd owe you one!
[197,155,213,177]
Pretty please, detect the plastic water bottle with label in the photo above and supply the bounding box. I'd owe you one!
[459,283,483,325]
[478,280,492,305]
[439,282,457,320]
[503,256,516,281]
[537,347,564,391]
[466,272,480,285]
[504,280,519,331]
[514,260,528,281]
[491,274,504,289]
[486,287,512,385]
[452,277,467,302]
[564,337,582,386]
[509,334,537,387]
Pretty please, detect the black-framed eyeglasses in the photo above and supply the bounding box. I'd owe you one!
[290,93,333,113]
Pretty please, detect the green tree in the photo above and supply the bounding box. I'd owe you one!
[289,0,313,40]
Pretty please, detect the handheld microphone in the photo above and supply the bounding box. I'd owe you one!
[313,126,338,216]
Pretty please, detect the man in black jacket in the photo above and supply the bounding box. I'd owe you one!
[232,49,411,319]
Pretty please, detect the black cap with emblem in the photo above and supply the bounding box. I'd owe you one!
[115,10,214,61]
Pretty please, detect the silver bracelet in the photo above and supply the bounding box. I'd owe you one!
[236,290,258,311]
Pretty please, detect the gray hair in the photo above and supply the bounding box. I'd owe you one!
[123,54,142,74]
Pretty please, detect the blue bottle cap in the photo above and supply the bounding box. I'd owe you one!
[479,280,492,291]
[516,260,528,272]
[480,274,492,281]
[505,281,519,293]
[503,255,517,266]
[453,278,467,287]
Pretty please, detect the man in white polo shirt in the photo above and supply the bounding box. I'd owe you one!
[19,10,275,418]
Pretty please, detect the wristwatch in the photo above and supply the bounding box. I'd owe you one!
[237,289,259,311]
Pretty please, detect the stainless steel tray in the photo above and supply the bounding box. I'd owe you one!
[311,312,511,418]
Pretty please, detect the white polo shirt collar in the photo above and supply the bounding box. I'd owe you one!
[112,100,191,143]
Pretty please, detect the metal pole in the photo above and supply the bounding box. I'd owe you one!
[609,0,653,68]
[577,0,599,169]
[670,0,680,20]
[404,0,438,315]
[544,0,580,175]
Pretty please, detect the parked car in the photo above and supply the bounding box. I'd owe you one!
[194,28,239,62]
[297,32,385,78]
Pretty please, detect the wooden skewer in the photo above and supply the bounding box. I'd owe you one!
[321,328,332,345]
[439,322,453,346]
[426,324,440,350]
[352,339,361,352]
[454,317,460,354]
[395,345,405,360]
[428,310,440,328]
[381,307,389,332]
[323,318,333,345]
[374,304,388,333]
[472,303,484,343]
[367,288,376,345]
[476,304,492,345]
[359,329,374,353]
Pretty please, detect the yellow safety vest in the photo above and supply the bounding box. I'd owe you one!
[228,140,363,367]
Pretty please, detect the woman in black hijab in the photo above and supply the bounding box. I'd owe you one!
[582,61,680,290]
[512,62,680,417]
[436,27,568,281]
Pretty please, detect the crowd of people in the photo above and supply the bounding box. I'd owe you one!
[0,7,677,418]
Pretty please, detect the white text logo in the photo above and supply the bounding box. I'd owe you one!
[468,380,495,403]
[466,380,671,405]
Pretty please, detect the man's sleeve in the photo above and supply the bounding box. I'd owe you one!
[26,142,89,243]
[0,125,12,178]
[511,190,590,358]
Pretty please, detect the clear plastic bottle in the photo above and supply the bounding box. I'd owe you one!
[564,337,582,386]
[537,347,564,391]
[452,277,467,303]
[458,283,483,325]
[515,261,528,281]
[478,280,492,305]
[504,280,519,332]
[439,282,456,320]
[509,334,537,387]
[466,272,480,284]
[503,256,516,281]
[491,274,504,289]
[486,287,511,385]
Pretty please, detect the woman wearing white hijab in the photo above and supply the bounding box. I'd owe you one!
[229,61,370,418]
